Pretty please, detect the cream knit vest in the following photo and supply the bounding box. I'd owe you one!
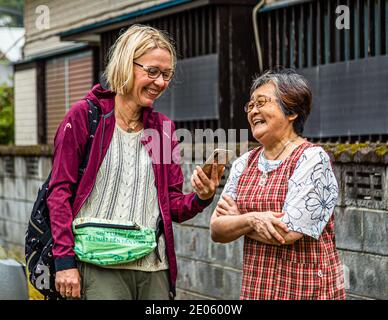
[75,124,168,271]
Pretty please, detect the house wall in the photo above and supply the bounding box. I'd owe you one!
[23,0,169,58]
[14,68,38,146]
[15,0,172,146]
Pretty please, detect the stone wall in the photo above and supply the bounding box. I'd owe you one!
[0,144,387,300]
[175,145,388,300]
[0,151,51,256]
[333,162,388,300]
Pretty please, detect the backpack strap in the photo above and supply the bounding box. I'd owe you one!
[154,215,163,262]
[78,99,100,176]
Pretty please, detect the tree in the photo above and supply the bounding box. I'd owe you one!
[0,83,14,145]
[0,0,24,27]
[0,1,22,144]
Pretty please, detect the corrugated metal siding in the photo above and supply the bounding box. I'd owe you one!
[260,0,388,69]
[148,5,217,59]
[100,5,219,132]
[69,55,93,105]
[301,55,388,140]
[258,0,388,142]
[46,58,66,145]
[155,54,219,121]
[99,3,257,135]
[100,5,217,67]
[147,6,219,133]
[46,51,93,144]
[14,68,38,145]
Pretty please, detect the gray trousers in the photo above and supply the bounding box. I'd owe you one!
[77,262,170,300]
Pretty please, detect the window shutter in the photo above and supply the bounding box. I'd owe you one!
[46,51,93,144]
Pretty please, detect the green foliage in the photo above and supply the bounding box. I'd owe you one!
[0,83,14,145]
[0,0,23,11]
[0,0,24,27]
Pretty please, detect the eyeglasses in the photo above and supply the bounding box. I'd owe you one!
[244,96,272,113]
[133,62,174,81]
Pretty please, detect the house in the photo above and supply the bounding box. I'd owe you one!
[13,0,259,146]
[7,0,388,300]
[0,27,24,86]
[257,0,388,142]
[14,0,388,147]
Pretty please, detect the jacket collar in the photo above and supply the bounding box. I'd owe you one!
[86,84,159,127]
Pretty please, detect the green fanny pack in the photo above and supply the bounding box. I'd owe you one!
[72,217,157,266]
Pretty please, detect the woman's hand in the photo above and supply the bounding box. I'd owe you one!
[191,163,225,200]
[247,211,289,244]
[55,268,81,299]
[216,194,240,216]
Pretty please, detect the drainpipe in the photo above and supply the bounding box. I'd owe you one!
[252,0,266,72]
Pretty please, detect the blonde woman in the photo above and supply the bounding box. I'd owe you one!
[47,25,222,300]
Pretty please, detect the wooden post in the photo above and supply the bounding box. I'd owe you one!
[216,4,258,139]
[36,60,46,145]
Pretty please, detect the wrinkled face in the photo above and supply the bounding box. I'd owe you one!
[247,82,295,144]
[130,48,173,107]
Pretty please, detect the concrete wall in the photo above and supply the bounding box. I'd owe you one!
[0,152,387,300]
[0,155,50,255]
[334,195,388,298]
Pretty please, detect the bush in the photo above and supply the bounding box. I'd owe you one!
[0,83,14,145]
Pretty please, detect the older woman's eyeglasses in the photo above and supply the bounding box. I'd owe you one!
[133,62,174,81]
[244,96,272,113]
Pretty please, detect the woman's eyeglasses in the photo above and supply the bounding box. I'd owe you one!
[244,96,272,113]
[133,62,174,81]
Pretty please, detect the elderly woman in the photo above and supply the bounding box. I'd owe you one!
[48,24,222,300]
[210,69,346,300]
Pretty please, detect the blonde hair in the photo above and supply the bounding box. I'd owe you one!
[104,24,177,95]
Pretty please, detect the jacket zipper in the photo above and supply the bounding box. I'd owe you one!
[26,251,37,268]
[74,222,140,230]
[74,110,114,218]
[152,163,166,263]
[99,116,106,157]
[29,218,44,234]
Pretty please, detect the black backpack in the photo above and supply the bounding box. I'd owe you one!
[25,99,100,300]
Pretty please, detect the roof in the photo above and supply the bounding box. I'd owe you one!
[261,0,312,12]
[59,0,191,40]
[59,0,257,41]
[0,27,24,62]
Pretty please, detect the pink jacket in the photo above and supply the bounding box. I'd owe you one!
[47,84,212,296]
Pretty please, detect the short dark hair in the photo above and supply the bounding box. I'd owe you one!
[250,68,312,135]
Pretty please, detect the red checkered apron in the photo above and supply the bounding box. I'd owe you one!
[237,142,346,300]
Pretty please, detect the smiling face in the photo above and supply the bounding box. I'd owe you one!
[247,82,297,146]
[129,47,172,107]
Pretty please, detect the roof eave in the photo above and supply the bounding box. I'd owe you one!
[59,0,195,41]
